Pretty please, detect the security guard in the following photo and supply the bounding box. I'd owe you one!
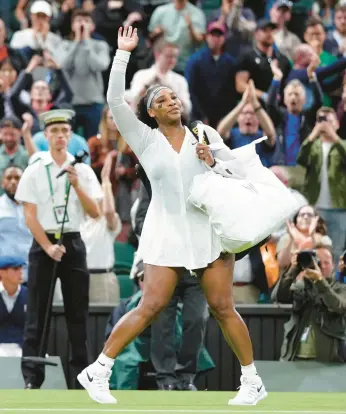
[15,109,103,389]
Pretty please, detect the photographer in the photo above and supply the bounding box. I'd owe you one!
[272,245,346,362]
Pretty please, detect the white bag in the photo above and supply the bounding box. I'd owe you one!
[188,135,300,254]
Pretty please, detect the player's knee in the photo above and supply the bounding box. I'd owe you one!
[208,296,234,321]
[138,297,168,320]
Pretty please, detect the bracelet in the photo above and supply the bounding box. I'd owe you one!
[254,106,262,112]
[210,159,216,168]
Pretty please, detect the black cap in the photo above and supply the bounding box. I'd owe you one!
[0,116,22,130]
[256,19,278,31]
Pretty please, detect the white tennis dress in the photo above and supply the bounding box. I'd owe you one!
[108,50,237,270]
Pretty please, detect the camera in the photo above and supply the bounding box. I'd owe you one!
[296,250,320,270]
[317,115,327,122]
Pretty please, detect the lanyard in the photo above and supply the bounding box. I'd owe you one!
[45,165,70,208]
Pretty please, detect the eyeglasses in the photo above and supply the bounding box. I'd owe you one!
[298,212,315,218]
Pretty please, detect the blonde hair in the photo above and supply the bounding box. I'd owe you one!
[99,106,127,152]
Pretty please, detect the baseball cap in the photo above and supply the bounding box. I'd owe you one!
[207,21,227,35]
[30,1,52,17]
[274,0,293,9]
[256,18,278,31]
[0,116,23,130]
[0,256,26,269]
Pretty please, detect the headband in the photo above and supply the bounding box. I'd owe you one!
[146,86,170,110]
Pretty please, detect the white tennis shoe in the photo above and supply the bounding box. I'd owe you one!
[77,363,117,404]
[228,374,267,406]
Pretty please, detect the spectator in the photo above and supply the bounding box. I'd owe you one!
[277,204,332,270]
[126,37,191,119]
[184,21,237,128]
[0,117,32,193]
[148,0,206,74]
[269,0,301,62]
[312,0,338,31]
[303,16,339,106]
[337,250,346,282]
[235,18,291,103]
[0,166,32,283]
[272,245,346,362]
[50,0,77,38]
[0,19,27,73]
[81,153,122,305]
[267,56,322,167]
[217,80,276,168]
[0,256,28,357]
[324,3,346,56]
[209,0,256,57]
[297,106,346,263]
[10,1,61,61]
[54,9,110,139]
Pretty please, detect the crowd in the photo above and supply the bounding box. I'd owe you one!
[0,0,346,391]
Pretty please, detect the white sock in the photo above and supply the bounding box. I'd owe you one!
[241,363,257,377]
[96,352,115,368]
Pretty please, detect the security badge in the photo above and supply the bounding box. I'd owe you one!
[53,205,69,225]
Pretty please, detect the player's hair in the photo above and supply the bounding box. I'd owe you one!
[137,85,165,128]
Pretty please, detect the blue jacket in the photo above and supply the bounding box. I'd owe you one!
[185,47,238,125]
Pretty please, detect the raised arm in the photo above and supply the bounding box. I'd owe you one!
[107,27,156,159]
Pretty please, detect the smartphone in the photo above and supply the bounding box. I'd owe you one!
[317,115,327,122]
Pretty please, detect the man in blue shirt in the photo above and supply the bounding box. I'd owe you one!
[217,80,277,167]
[0,166,32,283]
[185,21,238,128]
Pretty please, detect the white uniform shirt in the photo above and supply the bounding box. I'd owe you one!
[15,152,103,233]
[108,50,237,270]
[0,282,21,313]
[81,214,122,269]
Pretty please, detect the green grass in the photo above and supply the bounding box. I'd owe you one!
[0,391,345,414]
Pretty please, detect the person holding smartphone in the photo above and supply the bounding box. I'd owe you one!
[297,106,346,265]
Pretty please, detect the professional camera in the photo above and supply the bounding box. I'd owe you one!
[296,250,320,270]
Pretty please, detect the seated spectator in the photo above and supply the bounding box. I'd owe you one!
[272,245,346,363]
[81,153,122,306]
[297,106,346,263]
[0,117,33,193]
[8,53,73,134]
[277,204,332,270]
[235,18,291,103]
[148,0,206,74]
[126,37,191,119]
[0,19,27,73]
[0,256,28,357]
[267,57,322,167]
[184,21,237,128]
[269,0,301,62]
[217,80,276,167]
[0,166,32,283]
[209,0,256,58]
[54,9,110,139]
[10,1,61,62]
[303,16,339,107]
[324,3,346,57]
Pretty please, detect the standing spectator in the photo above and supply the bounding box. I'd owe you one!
[15,108,103,389]
[50,0,77,38]
[277,204,332,270]
[0,256,27,357]
[324,3,346,57]
[269,0,301,62]
[148,0,206,74]
[312,0,338,31]
[185,21,237,128]
[267,57,322,167]
[81,153,122,306]
[126,38,191,119]
[217,80,276,167]
[0,19,27,73]
[303,16,339,106]
[10,1,61,61]
[0,117,30,192]
[0,166,32,283]
[297,107,346,263]
[235,18,291,102]
[54,9,110,139]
